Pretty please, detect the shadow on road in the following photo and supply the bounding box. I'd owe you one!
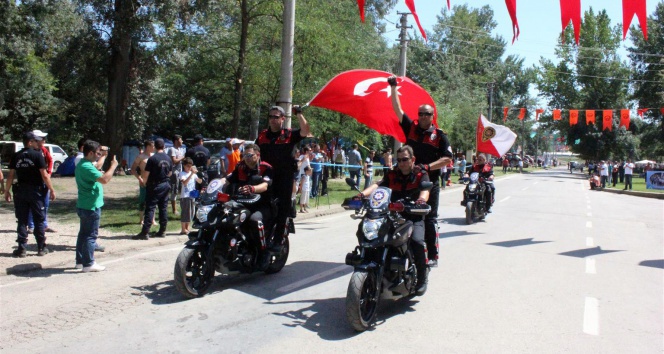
[269,295,419,340]
[6,264,79,277]
[439,230,483,239]
[639,259,664,269]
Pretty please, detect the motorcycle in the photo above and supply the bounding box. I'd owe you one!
[173,176,291,298]
[342,178,431,332]
[461,172,492,224]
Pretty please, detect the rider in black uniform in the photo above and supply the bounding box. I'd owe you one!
[5,132,56,257]
[225,144,274,264]
[388,76,453,268]
[256,105,310,251]
[357,145,431,295]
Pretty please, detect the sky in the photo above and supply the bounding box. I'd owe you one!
[383,0,658,68]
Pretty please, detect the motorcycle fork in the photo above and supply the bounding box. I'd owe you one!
[375,248,388,294]
[203,230,219,278]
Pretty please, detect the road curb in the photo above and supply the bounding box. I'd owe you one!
[600,187,664,200]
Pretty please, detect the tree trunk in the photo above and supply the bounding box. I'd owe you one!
[103,0,136,167]
[231,0,249,137]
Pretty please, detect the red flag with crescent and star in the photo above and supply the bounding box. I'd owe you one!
[307,69,437,143]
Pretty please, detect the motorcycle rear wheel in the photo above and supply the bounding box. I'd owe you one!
[174,247,213,298]
[346,270,379,332]
[264,237,290,274]
[465,201,474,225]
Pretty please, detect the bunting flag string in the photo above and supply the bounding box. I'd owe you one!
[587,110,596,124]
[500,107,662,130]
[620,109,631,129]
[622,0,648,40]
[560,0,581,44]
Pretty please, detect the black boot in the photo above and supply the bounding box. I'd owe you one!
[415,267,428,296]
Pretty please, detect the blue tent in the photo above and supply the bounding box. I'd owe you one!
[55,155,77,176]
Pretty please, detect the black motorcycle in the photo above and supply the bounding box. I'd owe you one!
[461,172,492,224]
[173,177,291,298]
[342,178,431,332]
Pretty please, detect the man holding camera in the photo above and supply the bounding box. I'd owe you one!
[388,75,453,268]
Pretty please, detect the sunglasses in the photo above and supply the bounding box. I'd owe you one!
[418,112,433,117]
[243,153,256,158]
[396,157,411,162]
[268,115,282,119]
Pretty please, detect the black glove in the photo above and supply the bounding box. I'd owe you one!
[292,105,303,114]
[387,76,397,87]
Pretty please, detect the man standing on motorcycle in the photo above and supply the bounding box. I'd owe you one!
[256,105,310,252]
[388,76,453,268]
[462,153,495,212]
[224,144,274,265]
[357,145,431,295]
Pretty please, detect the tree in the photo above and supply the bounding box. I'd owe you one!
[628,2,664,159]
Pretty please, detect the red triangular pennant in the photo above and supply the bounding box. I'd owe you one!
[503,107,509,122]
[405,0,427,41]
[504,0,520,44]
[518,108,526,120]
[553,109,562,120]
[637,108,648,117]
[569,110,578,125]
[623,0,648,40]
[620,109,630,129]
[560,0,581,45]
[535,108,544,121]
[603,110,613,131]
[447,0,451,10]
[586,110,595,124]
[356,0,365,22]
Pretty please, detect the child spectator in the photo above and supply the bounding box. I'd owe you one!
[179,158,202,234]
[299,166,312,213]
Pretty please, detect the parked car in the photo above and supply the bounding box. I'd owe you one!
[0,141,68,170]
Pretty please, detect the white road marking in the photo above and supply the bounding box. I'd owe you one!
[533,182,539,185]
[586,237,594,247]
[0,247,182,289]
[521,187,529,191]
[583,297,600,335]
[587,212,592,217]
[586,258,596,274]
[586,221,593,228]
[276,265,348,293]
[499,196,511,203]
[587,205,592,210]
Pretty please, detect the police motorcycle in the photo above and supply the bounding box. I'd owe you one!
[173,176,290,298]
[461,172,492,225]
[342,178,431,332]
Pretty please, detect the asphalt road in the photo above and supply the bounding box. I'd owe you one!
[1,169,662,353]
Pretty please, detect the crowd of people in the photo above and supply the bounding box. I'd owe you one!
[584,159,637,190]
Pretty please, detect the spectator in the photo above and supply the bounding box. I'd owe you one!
[321,154,329,196]
[611,163,619,187]
[178,158,202,235]
[226,138,244,173]
[459,156,467,178]
[333,144,345,179]
[300,166,312,213]
[130,140,155,225]
[219,139,232,176]
[363,150,375,189]
[502,156,509,174]
[348,144,362,189]
[27,130,55,233]
[133,138,173,240]
[310,143,324,198]
[599,160,608,188]
[74,140,118,272]
[623,159,635,190]
[167,134,186,215]
[618,160,625,183]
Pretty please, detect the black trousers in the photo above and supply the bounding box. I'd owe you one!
[142,182,170,234]
[425,183,440,260]
[409,219,427,282]
[13,185,46,249]
[272,174,294,244]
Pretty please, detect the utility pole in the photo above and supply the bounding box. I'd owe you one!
[278,0,295,128]
[486,82,494,121]
[393,12,411,153]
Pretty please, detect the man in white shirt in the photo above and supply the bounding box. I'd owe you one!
[623,159,635,190]
[599,160,609,188]
[168,135,187,214]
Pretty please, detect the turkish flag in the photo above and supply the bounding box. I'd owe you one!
[476,114,517,157]
[620,109,630,129]
[405,0,427,40]
[569,110,578,125]
[307,69,436,143]
[356,0,365,22]
[553,109,562,120]
[535,108,544,120]
[637,108,648,117]
[518,108,526,120]
[603,110,613,131]
[560,0,581,45]
[622,0,647,40]
[505,0,520,43]
[586,110,595,124]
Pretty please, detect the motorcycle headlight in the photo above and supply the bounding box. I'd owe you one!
[196,205,213,223]
[362,219,383,241]
[468,185,477,192]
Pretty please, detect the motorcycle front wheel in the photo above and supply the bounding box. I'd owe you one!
[346,270,380,332]
[465,201,474,225]
[264,237,290,274]
[174,247,213,298]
